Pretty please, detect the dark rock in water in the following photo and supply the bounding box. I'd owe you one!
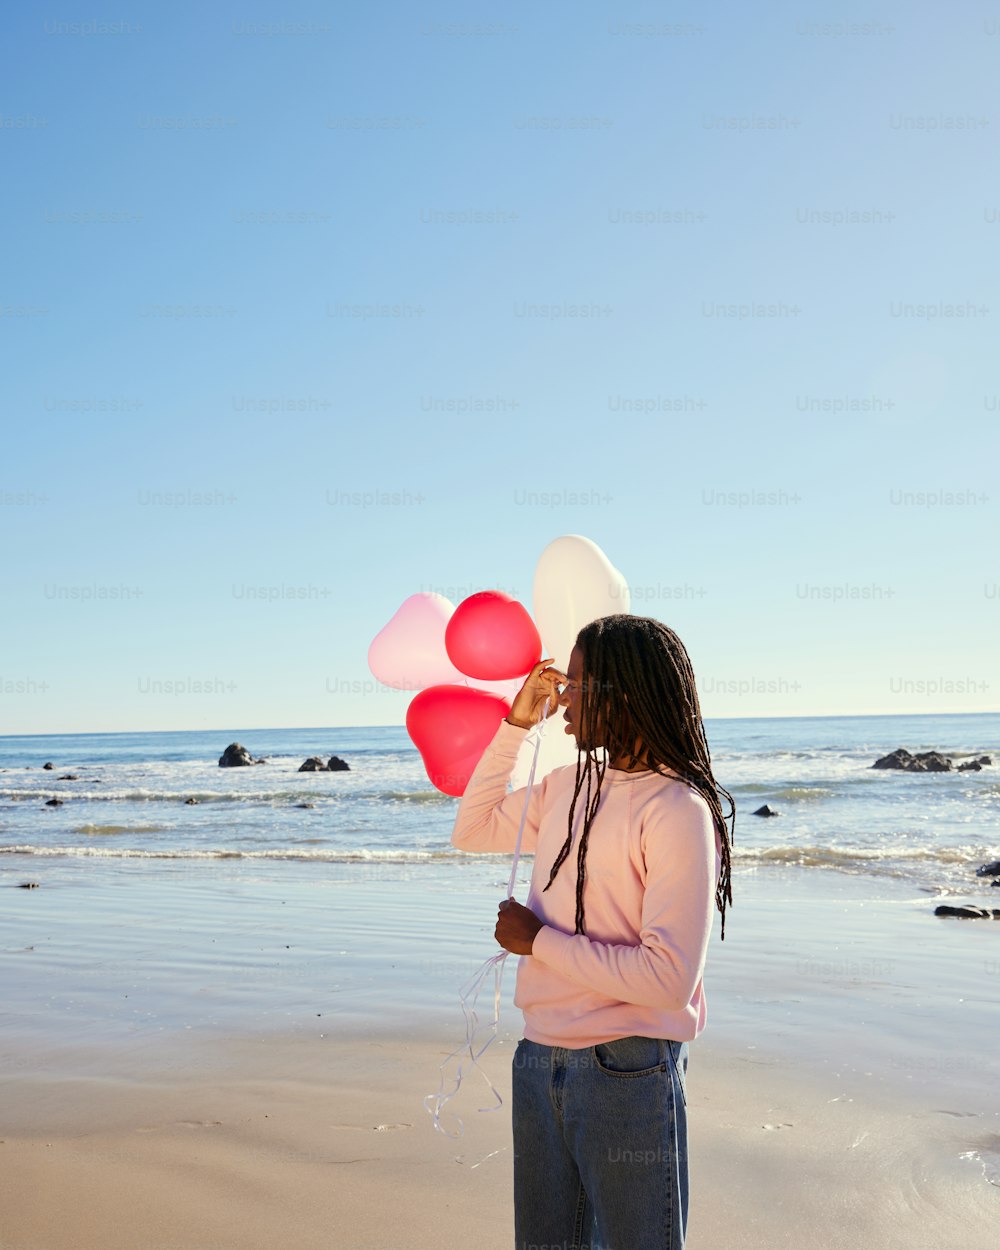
[295,802,315,809]
[976,860,1000,877]
[875,748,991,773]
[254,757,267,764]
[872,747,953,772]
[752,804,779,817]
[57,774,79,781]
[219,743,256,767]
[185,797,199,805]
[42,762,54,770]
[327,756,350,772]
[298,757,328,772]
[19,881,40,889]
[934,905,1000,919]
[44,798,63,807]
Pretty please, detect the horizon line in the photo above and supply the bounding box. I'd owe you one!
[2,707,998,740]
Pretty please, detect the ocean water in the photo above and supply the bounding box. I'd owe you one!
[1,713,998,900]
[4,714,1000,1117]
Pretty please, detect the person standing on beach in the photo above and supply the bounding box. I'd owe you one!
[452,614,734,1250]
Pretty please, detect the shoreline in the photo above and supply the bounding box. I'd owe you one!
[4,857,999,1080]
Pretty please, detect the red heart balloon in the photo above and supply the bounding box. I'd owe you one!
[445,590,542,680]
[406,684,510,796]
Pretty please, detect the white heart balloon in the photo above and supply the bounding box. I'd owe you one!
[368,593,466,690]
[532,535,630,670]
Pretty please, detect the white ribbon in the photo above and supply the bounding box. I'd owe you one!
[424,703,550,1137]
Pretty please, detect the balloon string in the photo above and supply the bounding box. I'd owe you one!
[422,950,507,1138]
[505,698,548,900]
[425,700,550,1138]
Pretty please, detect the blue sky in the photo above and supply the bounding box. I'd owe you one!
[2,0,998,733]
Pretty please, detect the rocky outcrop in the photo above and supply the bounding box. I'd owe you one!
[935,905,1000,919]
[871,748,993,773]
[298,755,351,772]
[874,748,993,773]
[752,804,779,817]
[873,748,952,772]
[219,743,257,767]
[976,860,1000,877]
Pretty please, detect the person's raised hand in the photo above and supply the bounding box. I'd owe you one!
[506,659,566,730]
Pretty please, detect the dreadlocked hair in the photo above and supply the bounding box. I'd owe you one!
[541,614,735,940]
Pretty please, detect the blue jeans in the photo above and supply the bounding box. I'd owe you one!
[512,1036,689,1250]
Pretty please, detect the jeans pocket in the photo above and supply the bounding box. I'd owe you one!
[593,1035,667,1079]
[667,1039,688,1106]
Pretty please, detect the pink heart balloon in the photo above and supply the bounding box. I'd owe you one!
[406,684,510,796]
[445,591,542,681]
[368,593,466,690]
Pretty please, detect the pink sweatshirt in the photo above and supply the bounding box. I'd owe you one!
[452,719,722,1048]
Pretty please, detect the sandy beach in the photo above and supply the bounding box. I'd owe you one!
[3,1028,997,1250]
[3,857,998,1248]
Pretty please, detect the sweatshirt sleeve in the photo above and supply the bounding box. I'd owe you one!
[451,719,545,855]
[529,786,719,1011]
